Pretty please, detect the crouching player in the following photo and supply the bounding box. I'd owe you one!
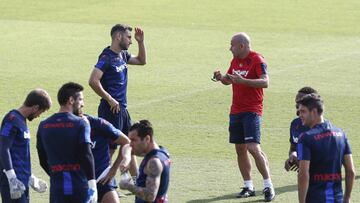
[120,120,170,203]
[284,87,317,172]
[0,89,51,203]
[82,113,131,203]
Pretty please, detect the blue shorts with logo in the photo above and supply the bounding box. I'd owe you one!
[98,100,132,149]
[229,112,261,144]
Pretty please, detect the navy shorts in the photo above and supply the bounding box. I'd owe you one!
[98,100,132,149]
[0,179,29,203]
[229,112,261,144]
[97,178,117,202]
[49,192,88,203]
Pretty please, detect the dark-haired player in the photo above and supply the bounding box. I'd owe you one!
[297,94,355,203]
[36,82,97,203]
[89,23,147,179]
[120,120,170,203]
[284,87,317,172]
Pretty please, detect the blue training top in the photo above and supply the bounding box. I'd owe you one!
[298,120,352,203]
[289,117,310,145]
[36,112,91,195]
[85,114,121,178]
[95,46,131,108]
[136,147,171,203]
[0,110,31,186]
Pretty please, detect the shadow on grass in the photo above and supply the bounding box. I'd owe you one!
[186,193,263,203]
[356,175,360,180]
[186,184,298,203]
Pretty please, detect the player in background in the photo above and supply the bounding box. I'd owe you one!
[36,82,97,203]
[0,89,51,203]
[284,87,318,172]
[81,112,132,203]
[297,94,355,203]
[89,23,147,180]
[213,32,274,201]
[120,120,170,203]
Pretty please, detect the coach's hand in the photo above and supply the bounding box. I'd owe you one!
[107,97,120,114]
[87,179,98,203]
[29,174,47,193]
[4,169,26,199]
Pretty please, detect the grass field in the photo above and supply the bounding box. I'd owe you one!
[0,0,359,202]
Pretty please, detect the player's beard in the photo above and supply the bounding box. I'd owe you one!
[27,113,35,121]
[73,107,82,116]
[119,41,128,50]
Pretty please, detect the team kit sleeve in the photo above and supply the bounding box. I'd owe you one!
[0,121,18,170]
[297,134,311,161]
[36,122,50,175]
[78,118,92,144]
[98,118,121,140]
[254,58,268,77]
[94,55,109,72]
[343,133,352,155]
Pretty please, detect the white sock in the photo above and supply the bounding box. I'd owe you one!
[263,178,273,189]
[244,180,254,190]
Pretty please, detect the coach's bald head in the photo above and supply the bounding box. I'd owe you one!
[230,32,251,59]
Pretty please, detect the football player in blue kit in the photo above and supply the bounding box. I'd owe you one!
[0,89,51,203]
[81,112,132,203]
[120,120,170,203]
[36,82,97,203]
[297,94,355,203]
[284,87,317,172]
[89,24,147,179]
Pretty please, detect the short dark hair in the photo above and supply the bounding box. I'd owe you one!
[298,86,318,95]
[129,120,153,140]
[298,93,324,115]
[24,89,52,110]
[57,82,84,106]
[110,24,132,37]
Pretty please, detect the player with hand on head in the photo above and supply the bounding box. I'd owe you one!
[89,23,147,181]
[0,89,51,203]
[36,82,97,203]
[284,87,318,172]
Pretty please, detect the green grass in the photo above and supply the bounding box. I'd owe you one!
[0,0,359,202]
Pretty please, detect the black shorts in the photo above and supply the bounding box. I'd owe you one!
[98,101,131,149]
[97,178,117,202]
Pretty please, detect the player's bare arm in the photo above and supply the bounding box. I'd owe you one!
[298,160,310,203]
[228,73,269,88]
[89,68,120,113]
[121,157,162,202]
[213,70,232,85]
[128,27,146,65]
[99,134,131,184]
[343,154,355,203]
